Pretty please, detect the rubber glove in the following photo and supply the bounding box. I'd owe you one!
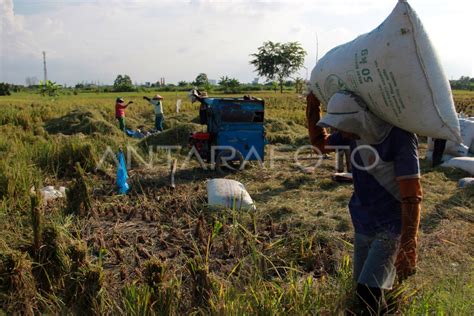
[396,177,422,281]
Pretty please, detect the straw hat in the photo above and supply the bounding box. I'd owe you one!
[152,94,163,100]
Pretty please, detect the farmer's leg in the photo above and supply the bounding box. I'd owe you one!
[353,233,371,283]
[356,232,400,315]
[432,139,447,167]
[118,117,126,131]
[155,114,163,131]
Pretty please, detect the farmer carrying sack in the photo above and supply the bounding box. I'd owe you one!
[309,0,461,142]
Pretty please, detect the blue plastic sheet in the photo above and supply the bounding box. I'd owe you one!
[116,150,129,194]
[125,128,146,139]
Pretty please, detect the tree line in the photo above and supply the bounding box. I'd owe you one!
[2,39,471,96]
[450,76,474,90]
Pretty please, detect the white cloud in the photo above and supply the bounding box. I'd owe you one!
[1,0,41,58]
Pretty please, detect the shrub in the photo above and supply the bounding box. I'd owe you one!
[0,83,11,96]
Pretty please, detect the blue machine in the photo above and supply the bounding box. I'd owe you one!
[189,95,266,171]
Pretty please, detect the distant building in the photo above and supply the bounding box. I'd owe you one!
[252,77,259,84]
[209,79,217,85]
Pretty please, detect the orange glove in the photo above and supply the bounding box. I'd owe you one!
[396,178,422,281]
[306,92,329,154]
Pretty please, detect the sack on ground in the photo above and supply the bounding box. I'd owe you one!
[207,179,255,211]
[425,150,455,163]
[458,177,474,188]
[441,157,474,175]
[309,0,461,142]
[427,117,474,156]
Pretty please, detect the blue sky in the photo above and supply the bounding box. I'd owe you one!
[1,0,473,85]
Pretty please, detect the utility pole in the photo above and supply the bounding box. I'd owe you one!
[42,51,48,83]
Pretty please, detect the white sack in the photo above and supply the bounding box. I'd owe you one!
[427,118,474,156]
[30,186,67,204]
[207,179,256,210]
[458,177,474,188]
[424,150,455,163]
[441,157,474,175]
[309,0,461,143]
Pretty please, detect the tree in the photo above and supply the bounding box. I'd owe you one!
[39,80,61,97]
[0,83,11,96]
[294,77,305,94]
[193,73,209,87]
[450,76,472,91]
[218,76,241,93]
[113,74,135,92]
[178,81,189,87]
[250,41,306,93]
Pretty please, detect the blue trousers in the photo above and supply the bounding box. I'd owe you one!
[155,114,164,131]
[353,232,400,289]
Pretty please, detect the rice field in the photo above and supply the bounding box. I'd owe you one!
[0,89,472,314]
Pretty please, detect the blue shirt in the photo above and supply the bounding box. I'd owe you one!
[328,127,420,236]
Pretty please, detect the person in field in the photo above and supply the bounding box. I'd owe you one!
[115,97,133,132]
[307,90,422,315]
[431,138,447,167]
[143,94,164,132]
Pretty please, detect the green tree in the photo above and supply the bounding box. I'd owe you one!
[0,83,11,96]
[178,81,189,87]
[250,41,306,93]
[294,77,305,94]
[39,80,62,97]
[271,81,278,93]
[193,73,209,87]
[218,76,241,93]
[113,74,135,92]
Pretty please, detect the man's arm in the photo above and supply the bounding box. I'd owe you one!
[392,129,422,281]
[143,96,151,102]
[306,91,331,154]
[396,177,422,281]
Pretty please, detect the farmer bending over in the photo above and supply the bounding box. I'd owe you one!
[307,91,422,315]
[143,94,164,132]
[115,97,133,132]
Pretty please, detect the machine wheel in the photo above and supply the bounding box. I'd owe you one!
[216,149,244,173]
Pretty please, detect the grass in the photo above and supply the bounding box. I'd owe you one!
[0,89,473,314]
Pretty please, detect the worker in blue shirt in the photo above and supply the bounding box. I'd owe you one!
[307,90,422,314]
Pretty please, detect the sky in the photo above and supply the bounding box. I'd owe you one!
[1,0,473,86]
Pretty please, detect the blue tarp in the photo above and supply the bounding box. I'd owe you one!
[126,128,146,139]
[116,150,129,194]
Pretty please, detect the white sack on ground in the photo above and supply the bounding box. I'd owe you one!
[30,186,67,204]
[425,151,455,163]
[441,157,474,175]
[207,179,256,211]
[309,0,461,143]
[427,117,474,157]
[458,177,474,188]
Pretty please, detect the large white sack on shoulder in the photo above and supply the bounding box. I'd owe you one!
[441,157,474,175]
[207,179,256,211]
[309,0,461,142]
